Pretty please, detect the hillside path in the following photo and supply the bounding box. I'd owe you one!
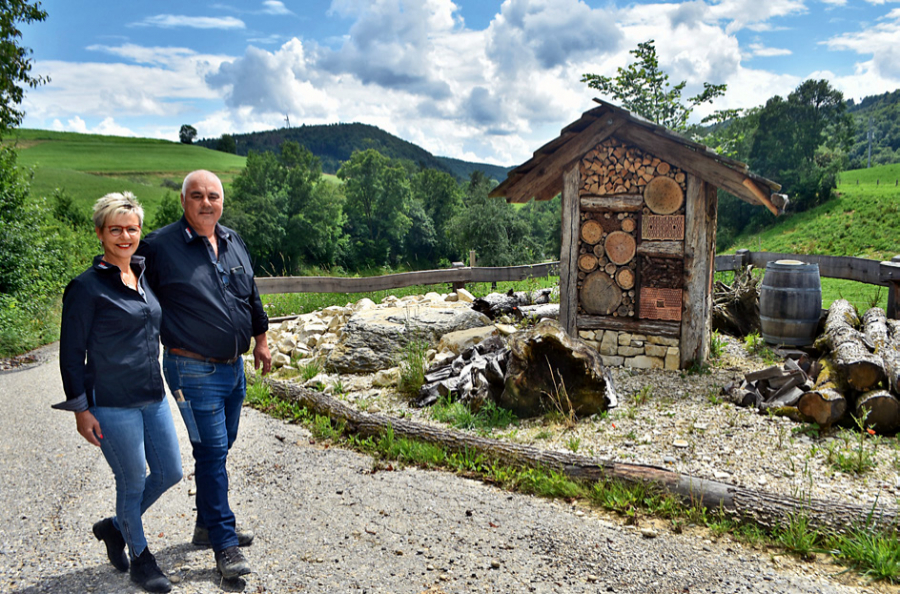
[0,344,887,594]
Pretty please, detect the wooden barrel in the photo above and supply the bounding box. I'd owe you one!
[759,260,822,346]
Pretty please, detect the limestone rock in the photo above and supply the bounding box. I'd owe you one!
[456,288,475,303]
[437,326,500,356]
[272,352,291,369]
[326,305,491,374]
[373,368,401,387]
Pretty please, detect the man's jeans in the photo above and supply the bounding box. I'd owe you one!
[163,352,245,551]
[91,399,182,559]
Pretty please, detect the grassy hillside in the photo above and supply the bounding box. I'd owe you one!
[724,162,900,311]
[8,129,247,221]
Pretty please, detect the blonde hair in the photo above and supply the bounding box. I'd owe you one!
[92,192,144,229]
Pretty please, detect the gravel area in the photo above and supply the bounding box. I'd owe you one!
[1,343,898,593]
[301,334,900,513]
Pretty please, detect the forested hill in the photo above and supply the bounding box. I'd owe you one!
[197,122,512,182]
[846,89,900,169]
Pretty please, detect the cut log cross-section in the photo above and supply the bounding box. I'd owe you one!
[616,267,635,290]
[580,270,622,315]
[856,390,900,434]
[577,253,599,273]
[580,220,603,245]
[644,176,684,215]
[604,231,636,265]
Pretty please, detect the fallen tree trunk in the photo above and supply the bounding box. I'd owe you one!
[797,357,847,428]
[817,299,884,391]
[882,319,900,396]
[265,378,898,536]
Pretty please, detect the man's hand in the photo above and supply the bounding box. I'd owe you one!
[75,410,103,446]
[253,332,272,375]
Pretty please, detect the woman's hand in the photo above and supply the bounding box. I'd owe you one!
[75,410,103,446]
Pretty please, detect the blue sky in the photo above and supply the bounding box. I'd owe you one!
[19,0,900,165]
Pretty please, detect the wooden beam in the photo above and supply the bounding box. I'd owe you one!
[637,241,684,258]
[580,195,643,212]
[576,315,680,338]
[505,116,625,204]
[680,176,716,368]
[559,166,581,336]
[742,178,779,216]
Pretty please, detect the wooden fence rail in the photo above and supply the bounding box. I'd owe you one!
[255,250,900,318]
[255,262,560,295]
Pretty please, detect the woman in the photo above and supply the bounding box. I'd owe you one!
[54,192,182,594]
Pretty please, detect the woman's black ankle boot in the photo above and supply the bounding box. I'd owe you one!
[130,548,172,593]
[92,517,128,572]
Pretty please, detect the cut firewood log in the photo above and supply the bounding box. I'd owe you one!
[580,271,622,315]
[643,176,683,214]
[604,231,636,265]
[615,267,635,290]
[855,390,900,434]
[621,217,636,233]
[797,357,847,428]
[817,299,885,391]
[577,253,598,273]
[592,243,605,258]
[873,313,900,396]
[580,220,603,245]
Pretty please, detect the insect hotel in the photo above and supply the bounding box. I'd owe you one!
[490,100,787,370]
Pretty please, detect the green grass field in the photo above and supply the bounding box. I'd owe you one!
[722,162,900,313]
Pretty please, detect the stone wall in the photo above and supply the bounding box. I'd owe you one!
[578,329,679,371]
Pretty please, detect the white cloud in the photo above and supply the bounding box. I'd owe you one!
[747,43,793,57]
[261,1,293,15]
[50,116,137,137]
[131,15,246,30]
[708,0,807,33]
[824,8,900,80]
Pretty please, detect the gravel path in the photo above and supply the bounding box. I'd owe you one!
[0,344,892,594]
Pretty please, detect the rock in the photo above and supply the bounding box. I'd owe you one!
[423,292,443,303]
[272,352,291,369]
[354,297,376,311]
[640,528,658,539]
[373,368,400,387]
[444,293,459,302]
[495,324,518,336]
[437,326,499,356]
[456,288,475,303]
[277,333,297,352]
[326,305,491,374]
[673,439,689,448]
[625,356,664,370]
[499,319,617,418]
[600,332,618,356]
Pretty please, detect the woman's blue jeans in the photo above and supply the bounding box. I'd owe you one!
[162,353,245,551]
[91,399,182,559]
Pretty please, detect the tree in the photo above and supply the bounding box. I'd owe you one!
[0,0,48,137]
[216,133,236,154]
[338,149,412,268]
[749,79,853,211]
[150,191,183,231]
[448,172,539,267]
[412,168,463,264]
[179,124,197,144]
[581,40,727,132]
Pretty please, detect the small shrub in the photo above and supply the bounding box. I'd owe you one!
[397,338,429,398]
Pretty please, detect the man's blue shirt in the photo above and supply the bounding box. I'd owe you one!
[138,217,268,360]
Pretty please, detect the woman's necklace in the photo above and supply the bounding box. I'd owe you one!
[121,272,137,290]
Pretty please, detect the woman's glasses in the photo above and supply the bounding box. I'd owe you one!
[106,225,141,237]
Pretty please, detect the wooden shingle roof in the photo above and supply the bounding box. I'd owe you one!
[489,99,787,216]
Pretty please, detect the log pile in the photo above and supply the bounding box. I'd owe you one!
[725,299,900,433]
[712,266,761,337]
[575,137,687,323]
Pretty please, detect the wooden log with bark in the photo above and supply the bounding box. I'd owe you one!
[855,389,900,433]
[817,299,885,392]
[265,378,900,536]
[711,266,760,337]
[797,358,847,428]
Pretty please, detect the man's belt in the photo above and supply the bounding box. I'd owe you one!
[167,347,239,365]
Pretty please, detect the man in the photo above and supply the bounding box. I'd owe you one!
[139,170,271,579]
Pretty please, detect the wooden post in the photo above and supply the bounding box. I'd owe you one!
[680,176,716,368]
[559,165,581,337]
[450,261,465,292]
[469,250,476,268]
[882,255,900,319]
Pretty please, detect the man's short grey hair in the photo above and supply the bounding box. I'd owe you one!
[181,169,223,198]
[92,192,144,229]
